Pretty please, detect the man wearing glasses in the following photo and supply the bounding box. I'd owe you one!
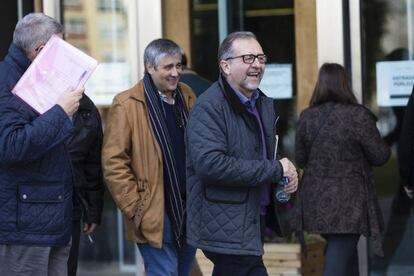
[186,31,298,275]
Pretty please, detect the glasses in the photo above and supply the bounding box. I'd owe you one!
[34,45,44,53]
[225,54,267,64]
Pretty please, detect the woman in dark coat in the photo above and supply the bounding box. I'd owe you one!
[295,63,390,276]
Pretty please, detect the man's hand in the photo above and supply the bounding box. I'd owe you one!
[82,222,98,235]
[57,87,84,116]
[279,158,298,194]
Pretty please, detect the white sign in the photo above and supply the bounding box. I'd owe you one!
[376,60,414,106]
[259,64,292,99]
[85,62,131,106]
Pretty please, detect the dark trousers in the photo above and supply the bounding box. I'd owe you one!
[202,215,268,276]
[68,220,81,276]
[322,234,360,276]
[381,185,412,267]
[203,251,268,276]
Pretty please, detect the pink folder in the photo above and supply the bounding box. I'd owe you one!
[12,35,98,114]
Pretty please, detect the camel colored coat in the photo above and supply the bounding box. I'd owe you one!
[102,80,195,248]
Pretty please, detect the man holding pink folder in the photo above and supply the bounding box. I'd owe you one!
[0,13,83,276]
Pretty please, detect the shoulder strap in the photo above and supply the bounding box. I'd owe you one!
[309,105,335,150]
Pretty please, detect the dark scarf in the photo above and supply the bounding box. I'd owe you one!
[143,73,189,247]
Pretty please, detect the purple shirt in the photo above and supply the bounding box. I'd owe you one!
[230,87,271,215]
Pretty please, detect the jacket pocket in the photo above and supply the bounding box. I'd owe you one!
[204,185,249,204]
[200,185,248,243]
[17,183,65,233]
[134,179,150,234]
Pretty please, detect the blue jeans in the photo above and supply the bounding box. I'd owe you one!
[137,213,196,276]
[322,234,360,276]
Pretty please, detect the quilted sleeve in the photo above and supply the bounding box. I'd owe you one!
[0,95,74,166]
[186,100,282,188]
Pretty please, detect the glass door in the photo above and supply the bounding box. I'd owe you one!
[63,0,142,274]
[361,0,414,274]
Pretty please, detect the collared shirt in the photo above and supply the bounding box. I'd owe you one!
[229,85,271,215]
[231,87,260,113]
[230,86,266,158]
[158,90,176,104]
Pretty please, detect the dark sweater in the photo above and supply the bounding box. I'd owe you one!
[162,101,186,198]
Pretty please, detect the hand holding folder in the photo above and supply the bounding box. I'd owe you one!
[56,87,84,116]
[12,35,98,114]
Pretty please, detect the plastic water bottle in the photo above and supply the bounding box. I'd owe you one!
[276,177,290,203]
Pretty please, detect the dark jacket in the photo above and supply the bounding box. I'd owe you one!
[180,69,211,96]
[186,75,284,256]
[0,44,75,246]
[398,88,414,188]
[67,95,104,223]
[295,102,390,255]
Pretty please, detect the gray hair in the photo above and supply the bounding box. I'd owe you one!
[217,31,257,62]
[143,39,184,71]
[13,13,63,53]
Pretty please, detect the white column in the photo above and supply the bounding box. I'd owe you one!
[135,0,162,80]
[316,0,344,66]
[218,0,228,43]
[42,0,61,22]
[407,0,413,60]
[17,0,23,19]
[350,0,363,103]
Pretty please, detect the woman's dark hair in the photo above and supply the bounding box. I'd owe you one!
[309,63,358,107]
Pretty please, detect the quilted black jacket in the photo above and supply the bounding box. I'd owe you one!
[186,75,284,256]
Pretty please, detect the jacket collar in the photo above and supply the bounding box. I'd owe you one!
[77,94,93,111]
[5,43,31,75]
[219,74,268,114]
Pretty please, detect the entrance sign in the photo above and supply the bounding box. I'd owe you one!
[376,60,414,106]
[259,64,293,99]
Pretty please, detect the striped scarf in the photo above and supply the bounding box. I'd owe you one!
[143,73,189,247]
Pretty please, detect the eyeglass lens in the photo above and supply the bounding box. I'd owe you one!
[243,54,267,64]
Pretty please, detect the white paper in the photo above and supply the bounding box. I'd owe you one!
[12,35,98,114]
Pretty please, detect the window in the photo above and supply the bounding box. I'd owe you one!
[65,18,85,35]
[97,0,121,11]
